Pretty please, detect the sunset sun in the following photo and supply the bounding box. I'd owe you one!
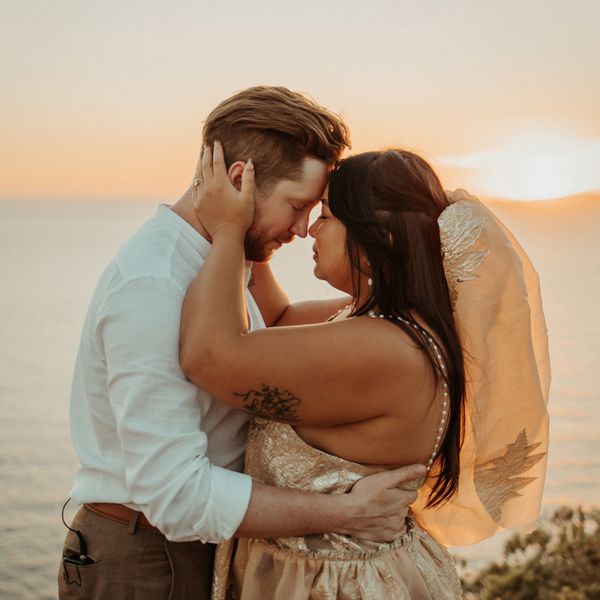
[440,131,600,201]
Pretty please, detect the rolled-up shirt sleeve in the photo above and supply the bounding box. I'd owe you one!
[97,275,252,542]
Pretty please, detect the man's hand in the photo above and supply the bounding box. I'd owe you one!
[339,464,427,542]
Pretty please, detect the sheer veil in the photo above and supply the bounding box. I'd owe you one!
[412,189,551,546]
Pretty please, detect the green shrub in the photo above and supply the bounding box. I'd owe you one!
[461,506,600,599]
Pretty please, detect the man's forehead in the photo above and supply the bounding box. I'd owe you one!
[265,158,327,200]
[301,156,328,178]
[282,172,327,199]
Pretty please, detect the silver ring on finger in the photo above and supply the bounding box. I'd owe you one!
[194,177,203,188]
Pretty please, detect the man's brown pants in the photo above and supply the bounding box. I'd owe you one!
[58,505,215,599]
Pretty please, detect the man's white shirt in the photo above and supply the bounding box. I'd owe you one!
[69,205,262,542]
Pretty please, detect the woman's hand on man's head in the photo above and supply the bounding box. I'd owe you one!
[193,140,256,239]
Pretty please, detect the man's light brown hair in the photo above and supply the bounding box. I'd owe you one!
[202,86,351,192]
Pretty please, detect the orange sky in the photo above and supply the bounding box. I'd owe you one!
[2,1,599,201]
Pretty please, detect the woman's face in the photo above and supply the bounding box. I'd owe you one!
[308,187,354,294]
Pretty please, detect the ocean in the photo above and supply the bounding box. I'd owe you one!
[1,196,598,599]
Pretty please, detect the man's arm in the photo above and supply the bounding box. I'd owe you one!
[249,261,351,327]
[100,276,252,542]
[101,276,422,543]
[237,467,425,542]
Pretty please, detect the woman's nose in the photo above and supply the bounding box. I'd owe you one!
[308,219,319,238]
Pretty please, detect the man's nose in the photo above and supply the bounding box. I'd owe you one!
[291,213,310,238]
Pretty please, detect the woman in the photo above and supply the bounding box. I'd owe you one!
[180,144,550,599]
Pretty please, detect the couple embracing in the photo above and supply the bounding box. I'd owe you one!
[59,86,550,599]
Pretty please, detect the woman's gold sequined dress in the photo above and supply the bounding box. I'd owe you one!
[212,418,462,599]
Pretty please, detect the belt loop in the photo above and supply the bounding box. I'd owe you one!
[128,511,141,535]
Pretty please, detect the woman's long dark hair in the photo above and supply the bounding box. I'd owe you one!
[328,149,465,508]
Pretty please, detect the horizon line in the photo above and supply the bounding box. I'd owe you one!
[2,190,599,205]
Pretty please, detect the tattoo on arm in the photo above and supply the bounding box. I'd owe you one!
[234,384,301,422]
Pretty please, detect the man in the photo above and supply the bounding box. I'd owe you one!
[59,86,424,599]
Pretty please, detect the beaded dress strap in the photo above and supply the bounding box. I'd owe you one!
[367,311,450,472]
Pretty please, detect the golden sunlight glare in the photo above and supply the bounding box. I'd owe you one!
[439,131,600,201]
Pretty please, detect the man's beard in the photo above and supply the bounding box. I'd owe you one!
[244,231,269,261]
[243,202,294,262]
[244,224,274,262]
[244,226,295,262]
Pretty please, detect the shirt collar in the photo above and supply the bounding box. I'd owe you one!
[156,204,212,257]
[156,204,253,285]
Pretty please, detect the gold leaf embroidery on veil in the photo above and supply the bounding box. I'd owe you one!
[439,194,490,304]
[473,429,546,523]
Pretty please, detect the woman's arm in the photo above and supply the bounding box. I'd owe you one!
[249,261,351,327]
[180,142,416,428]
[179,144,426,542]
[180,229,406,426]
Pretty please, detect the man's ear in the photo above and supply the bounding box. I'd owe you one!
[228,161,247,191]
